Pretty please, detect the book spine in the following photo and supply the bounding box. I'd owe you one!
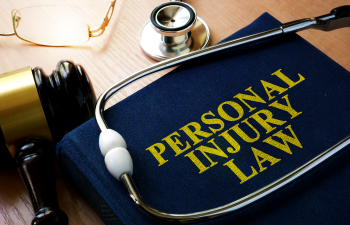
[59,154,124,225]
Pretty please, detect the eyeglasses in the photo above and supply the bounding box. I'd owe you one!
[0,1,116,46]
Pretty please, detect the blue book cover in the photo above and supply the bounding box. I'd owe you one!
[57,13,350,225]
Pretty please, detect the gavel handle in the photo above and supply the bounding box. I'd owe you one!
[16,138,68,225]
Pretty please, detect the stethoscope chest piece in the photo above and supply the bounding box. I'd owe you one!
[140,1,210,61]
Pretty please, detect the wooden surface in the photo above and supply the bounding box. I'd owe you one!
[0,0,349,224]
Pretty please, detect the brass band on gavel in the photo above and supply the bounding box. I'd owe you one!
[0,66,53,158]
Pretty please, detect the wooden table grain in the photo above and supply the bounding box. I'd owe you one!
[0,0,349,224]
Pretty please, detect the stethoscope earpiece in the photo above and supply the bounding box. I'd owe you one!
[140,1,210,61]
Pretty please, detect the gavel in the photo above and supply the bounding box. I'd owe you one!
[0,61,96,225]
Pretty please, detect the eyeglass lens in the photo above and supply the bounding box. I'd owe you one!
[13,6,89,46]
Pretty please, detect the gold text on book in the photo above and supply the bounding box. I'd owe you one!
[146,69,305,184]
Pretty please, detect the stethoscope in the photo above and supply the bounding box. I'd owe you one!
[139,0,210,61]
[95,5,350,224]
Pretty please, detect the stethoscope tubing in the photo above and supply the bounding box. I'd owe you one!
[120,136,350,223]
[95,27,283,130]
[95,12,336,131]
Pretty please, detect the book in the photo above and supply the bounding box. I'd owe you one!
[56,13,350,225]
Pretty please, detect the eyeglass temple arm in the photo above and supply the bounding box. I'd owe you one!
[89,0,117,38]
[0,32,15,36]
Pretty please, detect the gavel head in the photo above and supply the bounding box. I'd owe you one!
[0,60,96,165]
